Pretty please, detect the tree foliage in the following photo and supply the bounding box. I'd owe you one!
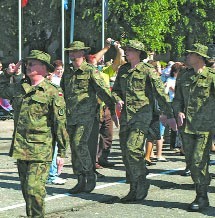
[90,0,215,58]
[0,0,214,62]
[0,0,62,61]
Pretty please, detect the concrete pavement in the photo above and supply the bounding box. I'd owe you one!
[0,119,215,218]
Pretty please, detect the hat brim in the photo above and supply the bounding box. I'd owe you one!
[121,46,147,59]
[186,50,210,59]
[25,57,55,72]
[64,47,91,52]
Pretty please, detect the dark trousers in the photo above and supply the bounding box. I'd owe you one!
[98,106,113,162]
[170,130,177,148]
[67,122,94,175]
[88,118,100,171]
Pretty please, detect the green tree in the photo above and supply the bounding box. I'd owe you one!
[0,0,62,62]
[102,0,215,58]
[0,0,19,62]
[170,0,215,58]
[0,0,214,62]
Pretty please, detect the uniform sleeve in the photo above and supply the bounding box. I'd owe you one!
[60,72,65,93]
[148,69,174,118]
[0,72,18,100]
[111,68,124,103]
[172,74,185,117]
[91,69,116,116]
[52,89,69,158]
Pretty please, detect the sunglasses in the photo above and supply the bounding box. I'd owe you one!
[25,62,43,67]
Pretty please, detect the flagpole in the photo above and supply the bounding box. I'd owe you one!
[102,0,105,49]
[70,0,75,43]
[18,0,22,60]
[62,0,65,64]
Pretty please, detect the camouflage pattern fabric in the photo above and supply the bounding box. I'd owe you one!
[0,73,68,161]
[173,67,215,133]
[112,62,174,181]
[186,43,210,59]
[119,125,147,181]
[61,61,116,125]
[61,60,116,175]
[67,123,94,174]
[180,132,211,185]
[17,160,50,217]
[0,72,69,217]
[173,66,215,186]
[112,62,174,131]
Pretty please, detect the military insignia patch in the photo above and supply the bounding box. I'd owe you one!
[58,108,65,116]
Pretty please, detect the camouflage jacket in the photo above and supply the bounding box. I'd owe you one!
[112,62,173,131]
[173,67,215,133]
[61,61,116,125]
[0,73,68,161]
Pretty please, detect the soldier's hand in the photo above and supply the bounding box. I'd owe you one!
[177,112,185,126]
[56,156,64,175]
[166,118,178,131]
[111,114,119,128]
[116,100,124,112]
[7,61,22,75]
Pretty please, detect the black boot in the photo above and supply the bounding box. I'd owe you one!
[126,171,131,184]
[188,184,209,212]
[121,182,137,202]
[135,175,150,201]
[69,174,86,194]
[84,172,97,193]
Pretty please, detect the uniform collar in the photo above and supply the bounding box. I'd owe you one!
[197,67,208,78]
[190,67,209,83]
[22,79,46,94]
[70,60,88,72]
[79,60,88,71]
[128,62,143,73]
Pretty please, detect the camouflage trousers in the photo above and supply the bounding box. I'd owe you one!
[119,125,147,182]
[67,122,94,175]
[181,132,211,185]
[17,160,51,218]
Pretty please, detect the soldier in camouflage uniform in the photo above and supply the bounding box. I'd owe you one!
[62,41,118,194]
[173,43,215,212]
[111,40,177,202]
[0,50,69,218]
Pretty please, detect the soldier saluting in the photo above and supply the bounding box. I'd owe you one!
[0,50,69,217]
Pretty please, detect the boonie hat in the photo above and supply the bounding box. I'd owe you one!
[186,43,210,59]
[207,44,215,60]
[25,50,54,72]
[64,41,91,52]
[122,40,147,59]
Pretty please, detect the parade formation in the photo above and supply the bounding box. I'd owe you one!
[0,1,215,218]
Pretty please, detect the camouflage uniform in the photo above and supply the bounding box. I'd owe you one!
[173,43,215,211]
[62,41,116,193]
[112,40,174,201]
[0,50,68,217]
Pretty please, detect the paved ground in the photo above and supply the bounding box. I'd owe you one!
[0,119,215,218]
